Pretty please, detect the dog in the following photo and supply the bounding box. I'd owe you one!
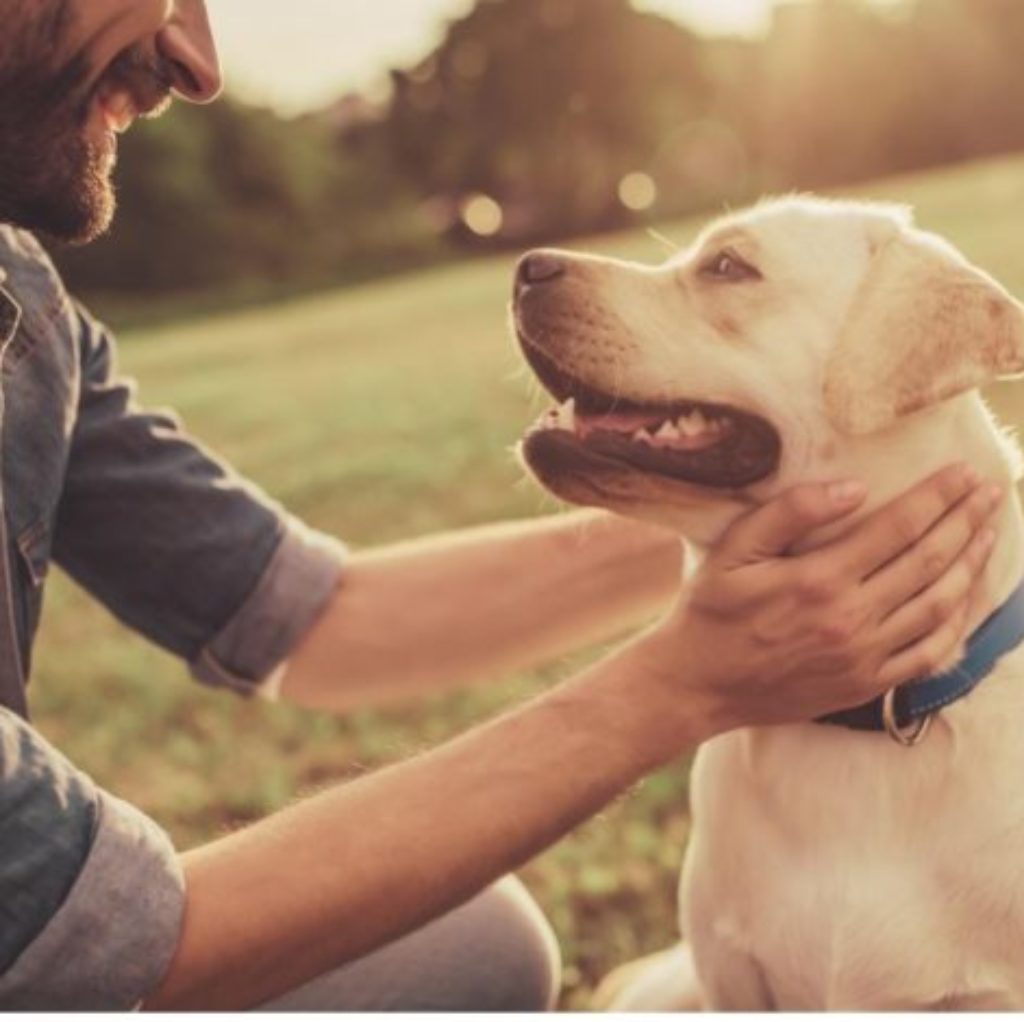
[511,196,1024,1010]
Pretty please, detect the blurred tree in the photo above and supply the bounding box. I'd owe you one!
[55,99,439,300]
[385,0,715,240]
[751,0,1024,190]
[753,1,920,187]
[913,0,1024,160]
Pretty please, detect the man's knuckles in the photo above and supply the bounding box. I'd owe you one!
[812,612,859,647]
[793,564,844,604]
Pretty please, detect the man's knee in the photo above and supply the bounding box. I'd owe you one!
[258,876,562,1012]
[476,876,561,1011]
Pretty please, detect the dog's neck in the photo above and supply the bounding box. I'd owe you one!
[813,393,1024,646]
[667,394,1024,668]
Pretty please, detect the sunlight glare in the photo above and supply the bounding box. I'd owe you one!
[632,0,774,37]
[206,0,776,115]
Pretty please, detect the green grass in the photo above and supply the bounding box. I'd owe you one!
[28,152,1024,1008]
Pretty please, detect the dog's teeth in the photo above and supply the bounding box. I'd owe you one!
[678,414,703,438]
[633,428,653,444]
[555,398,576,432]
[655,421,680,441]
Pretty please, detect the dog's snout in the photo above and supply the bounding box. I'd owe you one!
[517,251,566,290]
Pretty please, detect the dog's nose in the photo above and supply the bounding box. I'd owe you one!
[517,251,566,289]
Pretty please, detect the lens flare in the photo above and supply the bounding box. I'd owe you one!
[462,194,503,237]
[618,172,658,212]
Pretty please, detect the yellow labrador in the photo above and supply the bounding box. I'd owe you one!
[512,197,1024,1010]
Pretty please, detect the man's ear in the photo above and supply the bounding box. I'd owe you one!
[823,232,1024,435]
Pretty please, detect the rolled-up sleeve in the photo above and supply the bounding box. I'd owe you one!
[0,707,185,1010]
[53,303,346,695]
[190,517,347,696]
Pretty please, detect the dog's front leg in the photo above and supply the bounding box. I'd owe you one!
[694,937,775,1011]
[595,943,707,1011]
[682,840,775,1011]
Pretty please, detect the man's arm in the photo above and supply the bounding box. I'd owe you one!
[53,303,347,697]
[144,466,998,1011]
[149,637,701,1012]
[58,301,678,708]
[279,510,682,712]
[0,708,184,1011]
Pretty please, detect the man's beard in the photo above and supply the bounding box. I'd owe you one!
[0,8,173,245]
[0,57,109,244]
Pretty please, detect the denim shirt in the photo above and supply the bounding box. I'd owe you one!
[0,226,347,714]
[0,226,347,1007]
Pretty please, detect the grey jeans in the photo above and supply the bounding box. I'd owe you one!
[259,877,562,1012]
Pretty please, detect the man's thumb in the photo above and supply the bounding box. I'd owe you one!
[718,480,868,564]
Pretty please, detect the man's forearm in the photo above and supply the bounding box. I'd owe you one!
[280,510,682,712]
[144,638,703,1011]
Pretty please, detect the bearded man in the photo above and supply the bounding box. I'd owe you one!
[0,0,998,1010]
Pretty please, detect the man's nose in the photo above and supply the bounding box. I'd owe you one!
[516,251,567,294]
[157,0,223,104]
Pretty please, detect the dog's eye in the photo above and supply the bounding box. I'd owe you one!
[700,250,760,283]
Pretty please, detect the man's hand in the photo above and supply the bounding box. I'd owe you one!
[638,463,1002,735]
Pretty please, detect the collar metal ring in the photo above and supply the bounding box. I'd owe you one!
[882,687,932,747]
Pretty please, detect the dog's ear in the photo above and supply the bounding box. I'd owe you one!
[823,232,1024,435]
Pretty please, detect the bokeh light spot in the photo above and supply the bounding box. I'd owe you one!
[618,172,658,211]
[462,194,504,236]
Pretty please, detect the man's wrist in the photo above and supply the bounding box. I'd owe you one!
[623,628,736,746]
[560,632,726,776]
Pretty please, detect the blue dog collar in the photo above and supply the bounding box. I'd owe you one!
[819,577,1024,739]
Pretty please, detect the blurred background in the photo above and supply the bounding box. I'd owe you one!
[33,0,1024,1007]
[54,0,1024,317]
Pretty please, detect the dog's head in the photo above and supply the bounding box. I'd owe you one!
[513,197,1024,541]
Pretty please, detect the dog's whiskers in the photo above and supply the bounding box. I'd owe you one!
[647,228,680,258]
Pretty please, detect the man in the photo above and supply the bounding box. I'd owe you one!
[0,0,999,1011]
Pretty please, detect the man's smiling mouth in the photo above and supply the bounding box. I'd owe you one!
[95,85,138,134]
[88,47,176,138]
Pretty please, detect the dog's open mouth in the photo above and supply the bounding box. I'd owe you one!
[521,343,781,489]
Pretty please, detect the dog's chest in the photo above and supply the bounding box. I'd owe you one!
[682,653,1024,1009]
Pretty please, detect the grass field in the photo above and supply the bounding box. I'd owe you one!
[30,153,1024,1007]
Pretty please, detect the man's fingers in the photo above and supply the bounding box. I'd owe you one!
[873,525,995,653]
[717,480,868,566]
[863,483,1001,617]
[836,463,983,578]
[876,596,974,690]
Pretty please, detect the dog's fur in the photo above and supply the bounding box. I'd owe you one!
[513,197,1024,1010]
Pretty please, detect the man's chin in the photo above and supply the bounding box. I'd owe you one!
[55,189,116,246]
[14,150,116,245]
